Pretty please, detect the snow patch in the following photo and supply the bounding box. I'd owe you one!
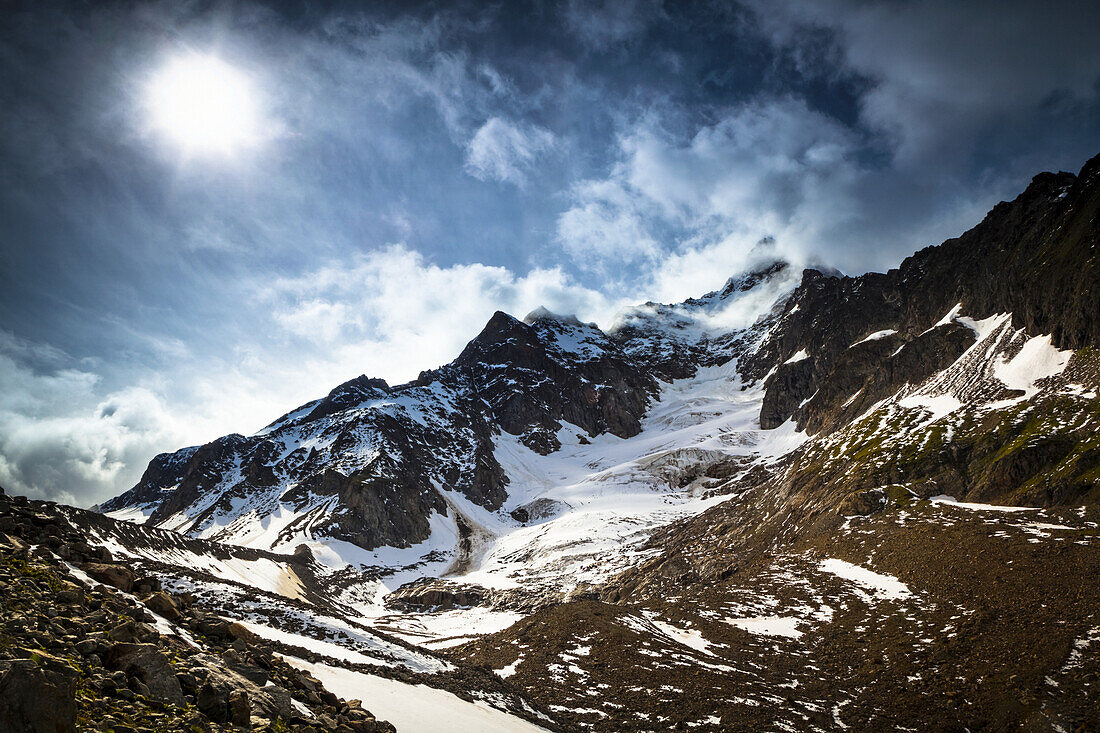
[818,559,911,600]
[631,612,716,656]
[283,657,552,733]
[237,620,398,667]
[783,349,809,364]
[494,657,522,679]
[930,495,1038,513]
[852,329,896,346]
[993,334,1072,398]
[725,616,803,639]
[897,393,962,421]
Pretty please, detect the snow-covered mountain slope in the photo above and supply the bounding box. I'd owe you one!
[104,292,723,554]
[97,256,810,639]
[456,496,1100,731]
[81,153,1100,731]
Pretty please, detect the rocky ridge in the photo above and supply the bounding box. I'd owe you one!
[749,155,1099,434]
[0,488,397,733]
[0,488,564,732]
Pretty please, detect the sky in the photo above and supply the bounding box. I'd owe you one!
[1,0,1099,507]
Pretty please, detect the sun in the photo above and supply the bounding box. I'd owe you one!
[146,53,262,156]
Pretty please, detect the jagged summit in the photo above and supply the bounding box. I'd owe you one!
[521,305,587,327]
[260,375,393,435]
[685,259,791,306]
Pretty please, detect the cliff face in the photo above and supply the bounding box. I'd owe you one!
[751,154,1100,432]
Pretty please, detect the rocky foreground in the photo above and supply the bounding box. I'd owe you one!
[0,487,397,733]
[454,492,1100,731]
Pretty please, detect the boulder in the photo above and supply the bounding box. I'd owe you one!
[103,643,183,705]
[200,663,295,722]
[80,563,135,593]
[197,681,229,724]
[226,621,256,640]
[55,589,82,605]
[107,621,157,643]
[838,489,887,517]
[386,579,488,611]
[132,576,161,595]
[228,689,251,726]
[192,616,231,638]
[142,591,181,621]
[0,658,78,733]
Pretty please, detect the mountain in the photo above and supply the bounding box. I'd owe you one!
[5,153,1098,732]
[105,153,1100,558]
[99,255,802,557]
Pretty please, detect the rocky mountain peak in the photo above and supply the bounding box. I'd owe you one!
[692,259,791,305]
[522,306,586,327]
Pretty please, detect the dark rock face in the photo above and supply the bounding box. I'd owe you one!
[0,659,78,733]
[147,435,251,523]
[750,153,1100,433]
[104,643,185,705]
[794,322,978,434]
[902,165,1099,351]
[759,355,814,430]
[455,310,657,452]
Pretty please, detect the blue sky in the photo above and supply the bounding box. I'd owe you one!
[2,0,1099,506]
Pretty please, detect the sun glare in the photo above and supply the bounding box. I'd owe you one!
[147,53,262,156]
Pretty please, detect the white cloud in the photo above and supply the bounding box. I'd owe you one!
[557,97,867,287]
[625,99,861,225]
[0,333,186,506]
[265,243,617,385]
[0,330,328,508]
[464,117,556,185]
[556,178,664,271]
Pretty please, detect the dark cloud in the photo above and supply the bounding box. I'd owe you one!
[1,0,1097,506]
[749,0,1100,167]
[562,0,666,47]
